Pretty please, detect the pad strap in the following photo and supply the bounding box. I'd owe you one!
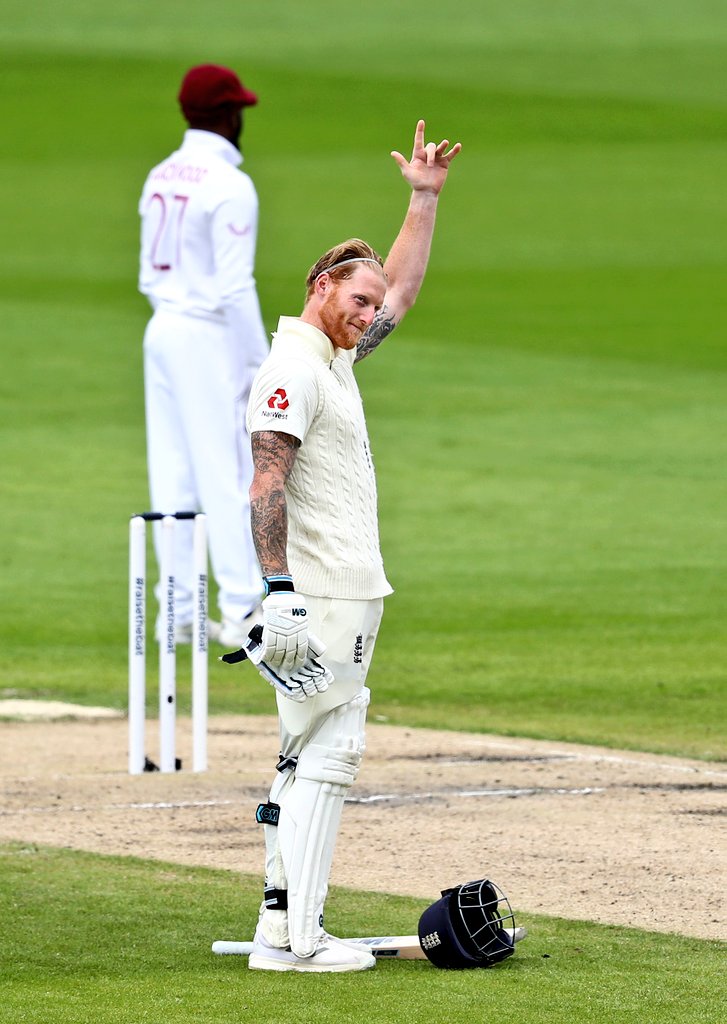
[264,885,288,911]
[256,801,280,825]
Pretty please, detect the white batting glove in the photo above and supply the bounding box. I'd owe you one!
[241,629,332,702]
[260,587,309,670]
[288,634,332,698]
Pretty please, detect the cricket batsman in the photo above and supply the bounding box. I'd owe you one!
[245,120,461,972]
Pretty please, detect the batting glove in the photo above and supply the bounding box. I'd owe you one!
[224,626,332,702]
[287,634,332,698]
[260,579,309,671]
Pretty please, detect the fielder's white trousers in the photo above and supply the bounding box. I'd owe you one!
[143,309,262,624]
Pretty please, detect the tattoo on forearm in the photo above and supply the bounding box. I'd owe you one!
[355,304,398,362]
[250,431,300,576]
[250,488,289,575]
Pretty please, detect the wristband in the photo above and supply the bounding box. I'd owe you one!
[263,574,295,596]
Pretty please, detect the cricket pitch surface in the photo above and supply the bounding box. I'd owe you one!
[0,707,724,941]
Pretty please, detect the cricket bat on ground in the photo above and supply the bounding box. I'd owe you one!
[211,927,526,959]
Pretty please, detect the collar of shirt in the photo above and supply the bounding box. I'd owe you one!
[181,129,243,168]
[272,316,338,365]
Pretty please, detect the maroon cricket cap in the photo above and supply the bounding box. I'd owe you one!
[178,64,258,116]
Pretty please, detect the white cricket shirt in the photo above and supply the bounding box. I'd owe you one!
[138,129,268,367]
[248,317,393,600]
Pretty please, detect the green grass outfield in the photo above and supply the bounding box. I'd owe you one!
[1,2,726,1020]
[2,0,727,759]
[1,844,724,1024]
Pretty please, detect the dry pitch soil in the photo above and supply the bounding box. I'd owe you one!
[0,701,724,942]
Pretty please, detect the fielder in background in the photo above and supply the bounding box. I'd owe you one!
[138,64,269,648]
[245,120,461,973]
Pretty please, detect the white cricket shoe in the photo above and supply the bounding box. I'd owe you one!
[216,605,263,647]
[154,617,221,644]
[248,928,376,973]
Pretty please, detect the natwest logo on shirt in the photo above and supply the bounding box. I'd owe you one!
[267,388,289,411]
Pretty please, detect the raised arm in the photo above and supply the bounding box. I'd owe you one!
[355,120,461,362]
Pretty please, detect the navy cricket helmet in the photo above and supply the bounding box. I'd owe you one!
[417,878,516,969]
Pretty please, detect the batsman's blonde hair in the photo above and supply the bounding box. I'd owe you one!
[305,239,385,299]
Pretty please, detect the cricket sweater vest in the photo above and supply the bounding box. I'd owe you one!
[248,318,393,600]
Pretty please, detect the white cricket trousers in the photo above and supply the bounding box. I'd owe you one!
[143,309,261,624]
[260,596,385,953]
[276,595,385,743]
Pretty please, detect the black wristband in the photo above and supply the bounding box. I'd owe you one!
[263,574,295,596]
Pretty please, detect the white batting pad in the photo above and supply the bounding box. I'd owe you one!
[270,689,369,958]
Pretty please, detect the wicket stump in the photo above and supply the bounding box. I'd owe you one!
[128,511,208,775]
